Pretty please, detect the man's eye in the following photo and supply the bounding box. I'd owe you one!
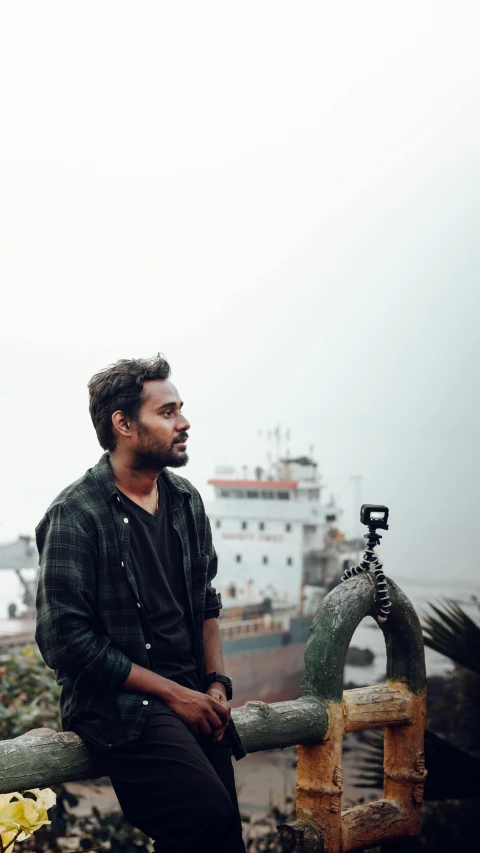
[164,410,172,417]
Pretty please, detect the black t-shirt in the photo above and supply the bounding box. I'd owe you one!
[121,475,198,685]
[70,474,201,751]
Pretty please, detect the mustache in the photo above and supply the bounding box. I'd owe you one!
[173,433,189,445]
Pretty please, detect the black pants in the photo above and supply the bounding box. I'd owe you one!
[89,698,246,853]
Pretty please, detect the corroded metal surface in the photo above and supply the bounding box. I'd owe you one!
[383,691,427,825]
[233,696,328,752]
[342,799,407,851]
[297,704,344,851]
[343,683,412,732]
[277,820,323,851]
[286,573,426,852]
[0,728,103,793]
[302,574,426,701]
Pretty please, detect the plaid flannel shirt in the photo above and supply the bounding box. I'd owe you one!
[35,453,222,744]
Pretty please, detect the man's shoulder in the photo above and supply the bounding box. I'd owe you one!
[47,471,98,511]
[39,458,107,525]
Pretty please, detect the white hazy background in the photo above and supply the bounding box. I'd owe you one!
[1,1,479,590]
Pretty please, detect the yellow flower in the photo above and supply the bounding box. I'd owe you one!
[23,789,57,811]
[0,829,18,853]
[0,789,56,853]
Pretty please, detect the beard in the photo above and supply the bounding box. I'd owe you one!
[133,424,189,471]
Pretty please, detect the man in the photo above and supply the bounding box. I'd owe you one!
[35,355,246,853]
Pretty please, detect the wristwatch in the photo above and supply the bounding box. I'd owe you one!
[204,672,233,701]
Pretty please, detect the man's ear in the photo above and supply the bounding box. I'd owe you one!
[112,410,133,441]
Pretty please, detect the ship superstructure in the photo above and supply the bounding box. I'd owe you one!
[208,455,346,611]
[207,453,359,704]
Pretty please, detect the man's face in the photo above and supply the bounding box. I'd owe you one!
[131,379,190,470]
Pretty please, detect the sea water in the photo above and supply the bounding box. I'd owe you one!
[344,573,479,685]
[0,569,38,634]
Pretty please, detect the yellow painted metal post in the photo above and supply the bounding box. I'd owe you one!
[297,703,344,851]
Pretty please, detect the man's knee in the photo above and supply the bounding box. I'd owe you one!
[150,787,235,851]
[196,783,235,836]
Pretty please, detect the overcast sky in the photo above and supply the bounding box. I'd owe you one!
[1,1,479,585]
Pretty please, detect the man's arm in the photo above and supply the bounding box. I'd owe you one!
[203,616,226,692]
[123,618,231,741]
[203,616,231,743]
[199,503,231,740]
[35,504,132,695]
[123,662,229,738]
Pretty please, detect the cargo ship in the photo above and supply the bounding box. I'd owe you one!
[209,454,359,706]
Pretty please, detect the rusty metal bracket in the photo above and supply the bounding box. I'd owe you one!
[288,572,426,852]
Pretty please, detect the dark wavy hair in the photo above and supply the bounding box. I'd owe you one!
[88,355,171,451]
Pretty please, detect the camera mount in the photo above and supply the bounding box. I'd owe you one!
[341,504,391,623]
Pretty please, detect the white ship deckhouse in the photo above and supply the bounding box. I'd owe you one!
[208,456,345,607]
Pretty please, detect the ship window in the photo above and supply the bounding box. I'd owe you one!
[277,491,290,500]
[220,490,229,498]
[287,557,293,565]
[235,554,242,563]
[262,491,274,499]
[232,489,244,498]
[262,555,269,564]
[285,523,291,532]
[241,521,248,530]
[246,490,259,498]
[215,520,221,529]
[259,522,265,531]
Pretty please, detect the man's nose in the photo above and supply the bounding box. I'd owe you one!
[177,414,190,432]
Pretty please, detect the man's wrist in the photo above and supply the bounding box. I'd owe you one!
[204,672,232,700]
[207,681,227,699]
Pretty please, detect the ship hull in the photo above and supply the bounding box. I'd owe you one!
[225,641,306,706]
[222,616,312,706]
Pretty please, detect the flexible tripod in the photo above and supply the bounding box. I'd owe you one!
[341,504,391,623]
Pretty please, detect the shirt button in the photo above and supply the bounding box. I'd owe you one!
[145,643,151,649]
[124,518,129,524]
[116,496,121,502]
[143,700,149,705]
[137,602,141,608]
[121,562,125,567]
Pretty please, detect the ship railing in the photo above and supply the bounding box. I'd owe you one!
[0,573,426,852]
[220,616,286,638]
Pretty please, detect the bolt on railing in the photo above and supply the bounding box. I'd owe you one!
[0,573,426,852]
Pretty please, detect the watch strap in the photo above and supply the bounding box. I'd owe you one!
[204,672,232,700]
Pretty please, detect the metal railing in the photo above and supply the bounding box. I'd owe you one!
[0,573,426,852]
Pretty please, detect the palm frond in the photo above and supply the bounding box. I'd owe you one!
[422,600,480,674]
[350,730,383,790]
[352,728,480,800]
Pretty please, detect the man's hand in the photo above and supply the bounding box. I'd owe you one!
[206,684,232,744]
[165,683,230,741]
